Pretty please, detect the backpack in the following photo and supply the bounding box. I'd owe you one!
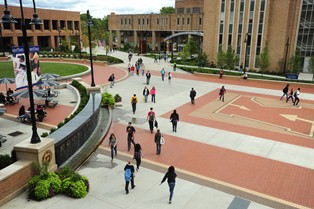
[125,168,132,181]
[132,97,137,104]
[294,91,298,97]
[149,113,155,121]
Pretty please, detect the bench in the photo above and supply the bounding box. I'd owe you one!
[0,134,7,147]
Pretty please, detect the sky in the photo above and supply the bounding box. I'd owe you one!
[7,0,175,18]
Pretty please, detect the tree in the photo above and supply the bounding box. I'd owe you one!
[225,46,239,70]
[289,49,302,73]
[196,52,209,68]
[215,45,225,68]
[160,7,175,14]
[180,36,199,60]
[256,40,270,75]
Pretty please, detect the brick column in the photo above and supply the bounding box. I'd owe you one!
[152,31,156,51]
[109,30,113,48]
[134,30,138,48]
[116,30,121,48]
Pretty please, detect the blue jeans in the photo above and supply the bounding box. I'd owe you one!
[168,182,175,201]
[162,74,165,81]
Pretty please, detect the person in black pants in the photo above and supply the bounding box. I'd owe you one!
[126,122,136,151]
[133,143,142,171]
[160,166,177,204]
[154,129,162,154]
[124,160,135,194]
[189,88,196,105]
[170,110,179,132]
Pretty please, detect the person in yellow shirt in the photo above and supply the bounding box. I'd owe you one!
[130,94,138,114]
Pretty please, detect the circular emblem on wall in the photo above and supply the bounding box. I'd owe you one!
[42,150,53,164]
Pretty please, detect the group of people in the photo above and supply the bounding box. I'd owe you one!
[280,84,301,106]
[128,57,145,76]
[18,104,46,122]
[0,88,15,105]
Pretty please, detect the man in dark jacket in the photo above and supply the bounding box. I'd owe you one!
[160,166,177,204]
[170,110,179,132]
[124,160,135,194]
[189,88,196,105]
[154,129,162,154]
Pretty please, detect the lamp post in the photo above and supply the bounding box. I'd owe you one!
[86,10,95,87]
[1,0,42,143]
[244,33,249,72]
[0,24,5,56]
[283,37,289,75]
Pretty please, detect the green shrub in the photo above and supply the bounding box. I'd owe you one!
[114,94,122,102]
[50,128,57,134]
[62,173,89,198]
[41,132,48,138]
[28,172,62,201]
[57,122,65,128]
[101,92,115,107]
[0,154,13,170]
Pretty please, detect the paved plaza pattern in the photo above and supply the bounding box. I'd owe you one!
[1,49,314,209]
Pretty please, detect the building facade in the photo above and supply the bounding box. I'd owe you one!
[108,0,314,72]
[0,5,81,52]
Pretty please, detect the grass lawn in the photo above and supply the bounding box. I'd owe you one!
[0,61,88,78]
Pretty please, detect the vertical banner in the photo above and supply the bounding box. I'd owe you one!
[12,46,42,90]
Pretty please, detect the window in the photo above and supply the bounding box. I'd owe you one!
[177,8,184,14]
[187,18,190,25]
[44,20,50,30]
[147,18,149,25]
[157,18,159,25]
[250,0,255,11]
[228,34,232,46]
[192,7,201,13]
[177,18,180,25]
[219,34,223,45]
[221,0,225,13]
[129,19,131,24]
[142,18,145,25]
[125,19,127,25]
[138,19,140,25]
[121,19,123,25]
[199,17,202,25]
[186,8,191,14]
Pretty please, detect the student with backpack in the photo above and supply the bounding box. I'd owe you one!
[147,107,156,133]
[130,94,138,114]
[286,88,294,103]
[124,160,135,194]
[133,143,142,171]
[293,88,301,106]
[219,86,226,102]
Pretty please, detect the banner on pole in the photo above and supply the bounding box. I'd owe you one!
[11,46,42,90]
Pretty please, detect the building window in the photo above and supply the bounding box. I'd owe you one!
[121,19,123,25]
[192,7,201,13]
[125,19,127,25]
[228,34,232,46]
[186,8,191,14]
[138,18,140,25]
[44,20,50,30]
[219,34,223,45]
[129,18,131,24]
[157,18,159,25]
[177,8,184,14]
[199,17,202,25]
[187,18,190,25]
[221,0,225,13]
[177,18,180,25]
[147,18,149,25]
[142,18,145,25]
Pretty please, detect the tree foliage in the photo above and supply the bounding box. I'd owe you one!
[215,45,225,68]
[289,49,303,73]
[179,36,199,60]
[224,46,239,70]
[196,52,209,68]
[256,40,270,74]
[160,7,175,14]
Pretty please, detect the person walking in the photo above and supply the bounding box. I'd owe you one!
[161,68,165,81]
[219,68,224,79]
[133,143,142,171]
[135,63,140,76]
[127,63,131,73]
[286,88,294,103]
[239,63,243,74]
[130,65,135,76]
[147,107,156,133]
[280,84,289,101]
[108,133,117,162]
[141,63,145,76]
[190,88,197,105]
[146,71,151,85]
[126,122,136,152]
[243,72,248,81]
[124,160,135,194]
[293,88,301,106]
[170,110,179,132]
[154,129,162,154]
[108,73,115,88]
[160,166,177,204]
[173,63,176,71]
[219,86,226,102]
[168,72,172,84]
[143,86,149,103]
[130,94,138,114]
[150,86,156,103]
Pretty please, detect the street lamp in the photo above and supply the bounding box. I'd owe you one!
[0,24,5,56]
[86,10,95,87]
[1,0,42,144]
[244,33,250,72]
[283,37,290,75]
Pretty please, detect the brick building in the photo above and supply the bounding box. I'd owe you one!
[0,5,81,52]
[108,0,314,72]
